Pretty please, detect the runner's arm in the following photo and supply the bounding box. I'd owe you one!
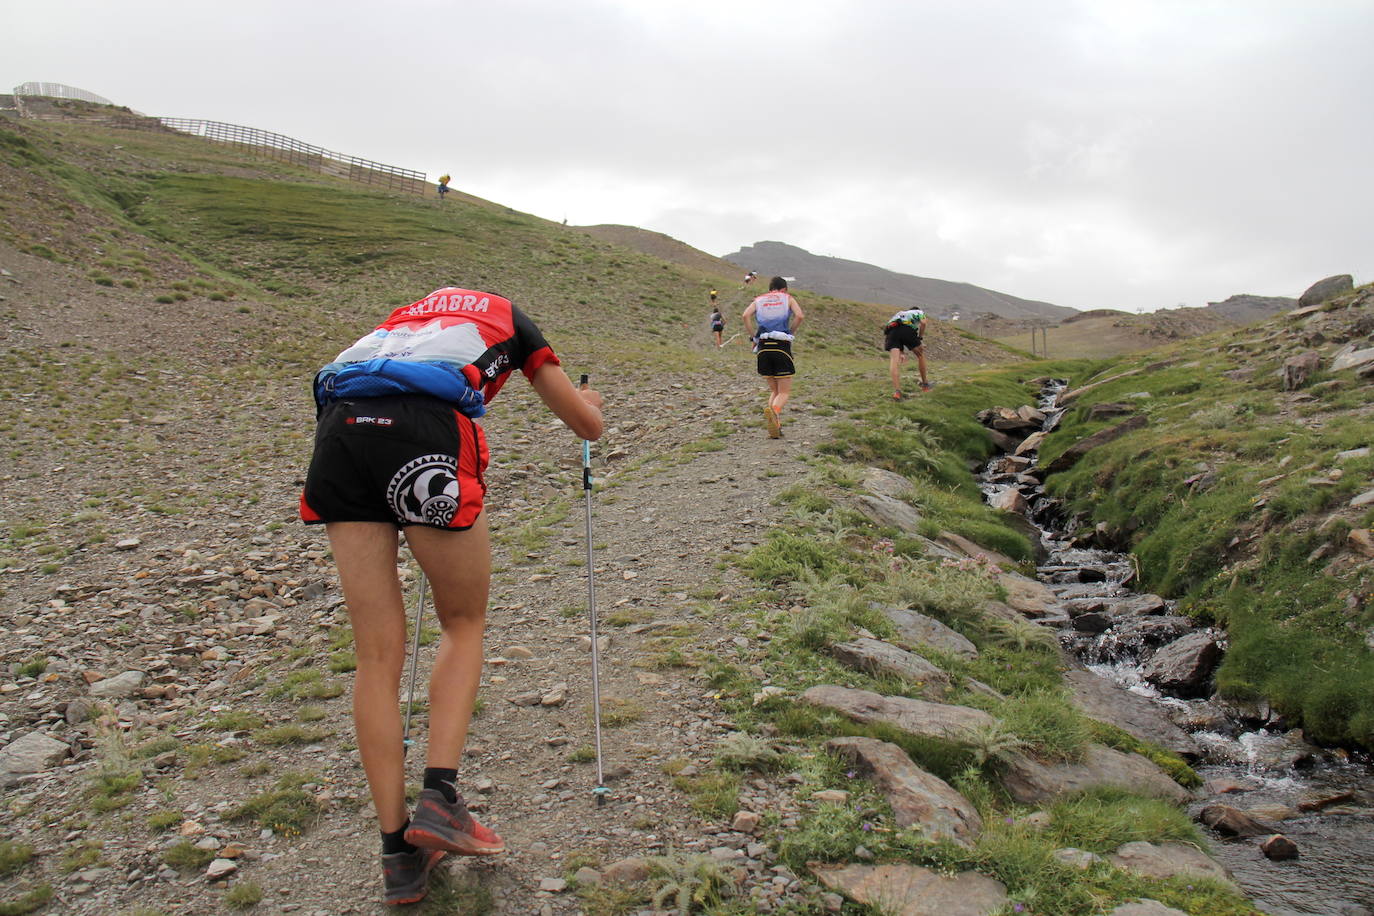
[530,363,603,440]
[790,297,805,333]
[741,302,757,336]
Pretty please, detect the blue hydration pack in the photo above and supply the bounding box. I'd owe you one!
[314,358,486,419]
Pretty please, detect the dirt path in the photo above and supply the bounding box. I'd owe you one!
[0,347,841,914]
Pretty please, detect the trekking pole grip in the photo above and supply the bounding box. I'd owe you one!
[580,374,592,489]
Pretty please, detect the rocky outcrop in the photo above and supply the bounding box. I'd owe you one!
[1042,415,1149,475]
[829,639,951,694]
[883,608,978,658]
[826,737,982,846]
[1063,668,1197,757]
[1298,274,1353,308]
[811,863,1008,916]
[1108,841,1236,891]
[799,686,995,743]
[0,730,71,774]
[1141,631,1222,697]
[1281,351,1321,390]
[856,494,923,536]
[1000,744,1192,805]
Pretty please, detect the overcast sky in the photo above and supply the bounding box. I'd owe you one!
[9,0,1372,312]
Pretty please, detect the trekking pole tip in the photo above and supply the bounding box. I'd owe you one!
[594,785,609,806]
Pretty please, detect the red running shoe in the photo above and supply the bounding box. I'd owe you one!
[405,789,506,856]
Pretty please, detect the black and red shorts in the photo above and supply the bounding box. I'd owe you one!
[884,323,922,352]
[300,395,488,530]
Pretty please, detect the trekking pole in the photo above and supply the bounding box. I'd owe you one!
[401,571,428,758]
[580,373,609,806]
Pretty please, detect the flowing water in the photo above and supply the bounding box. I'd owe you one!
[977,381,1374,915]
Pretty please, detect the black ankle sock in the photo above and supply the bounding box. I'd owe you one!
[423,767,459,803]
[381,821,416,855]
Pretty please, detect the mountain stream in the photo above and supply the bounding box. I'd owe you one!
[976,381,1374,916]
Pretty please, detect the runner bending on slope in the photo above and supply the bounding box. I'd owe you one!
[743,276,805,438]
[884,306,930,399]
[300,286,603,906]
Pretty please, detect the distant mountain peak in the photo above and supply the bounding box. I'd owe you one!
[721,241,1075,322]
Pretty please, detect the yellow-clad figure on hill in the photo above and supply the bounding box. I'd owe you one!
[437,174,451,199]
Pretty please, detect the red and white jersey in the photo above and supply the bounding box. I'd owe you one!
[332,288,559,404]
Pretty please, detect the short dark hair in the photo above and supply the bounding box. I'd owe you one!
[769,276,787,291]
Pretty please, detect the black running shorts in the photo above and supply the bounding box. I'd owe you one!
[756,339,795,377]
[300,395,488,530]
[884,324,922,352]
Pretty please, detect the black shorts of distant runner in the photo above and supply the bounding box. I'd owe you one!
[884,323,922,353]
[756,339,794,377]
[301,394,488,530]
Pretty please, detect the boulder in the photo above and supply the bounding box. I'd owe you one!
[1053,847,1103,870]
[1260,834,1300,861]
[811,863,1007,916]
[89,670,145,698]
[1001,744,1192,805]
[826,737,982,846]
[1115,593,1167,616]
[998,572,1063,619]
[799,686,995,744]
[1350,529,1374,558]
[990,488,1030,514]
[986,428,1022,453]
[1042,416,1149,475]
[862,467,916,501]
[1281,351,1322,391]
[1085,403,1136,421]
[829,639,951,694]
[1108,901,1190,916]
[1199,804,1277,837]
[1014,431,1047,457]
[1062,668,1197,757]
[1331,347,1374,374]
[1141,631,1222,697]
[0,731,72,773]
[1297,274,1353,308]
[1108,841,1236,891]
[935,531,1017,568]
[856,494,923,536]
[883,608,978,658]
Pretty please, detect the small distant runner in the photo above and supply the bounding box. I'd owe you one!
[301,286,603,906]
[743,276,804,438]
[709,288,718,306]
[437,174,451,198]
[884,306,930,399]
[709,307,725,347]
[742,270,757,286]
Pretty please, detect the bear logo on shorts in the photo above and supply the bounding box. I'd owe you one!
[387,454,460,526]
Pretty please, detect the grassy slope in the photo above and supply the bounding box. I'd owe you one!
[1037,312,1374,747]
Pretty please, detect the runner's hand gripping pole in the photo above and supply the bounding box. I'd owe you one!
[581,374,609,806]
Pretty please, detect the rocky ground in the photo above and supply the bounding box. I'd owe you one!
[0,323,857,914]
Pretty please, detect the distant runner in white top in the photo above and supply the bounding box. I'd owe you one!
[743,277,805,438]
[883,307,930,399]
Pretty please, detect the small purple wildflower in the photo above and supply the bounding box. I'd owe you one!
[1014,905,1025,914]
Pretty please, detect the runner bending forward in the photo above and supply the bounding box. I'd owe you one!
[300,286,603,906]
[743,276,804,438]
